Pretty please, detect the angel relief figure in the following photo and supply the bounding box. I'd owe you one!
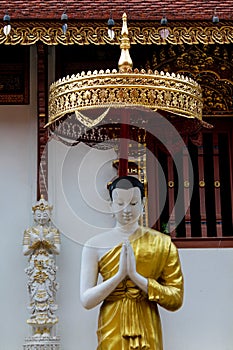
[23,196,61,338]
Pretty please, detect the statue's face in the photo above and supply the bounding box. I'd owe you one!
[111,187,143,226]
[34,209,50,225]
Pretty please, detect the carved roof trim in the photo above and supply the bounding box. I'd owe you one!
[1,21,233,45]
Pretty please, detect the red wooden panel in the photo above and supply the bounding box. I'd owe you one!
[198,145,208,237]
[213,133,222,237]
[183,147,191,237]
[167,156,176,237]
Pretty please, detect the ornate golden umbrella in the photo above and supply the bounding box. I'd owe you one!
[46,13,212,176]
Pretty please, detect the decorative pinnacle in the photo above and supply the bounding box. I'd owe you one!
[118,13,133,72]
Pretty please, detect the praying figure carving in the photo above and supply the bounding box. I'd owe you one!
[23,196,61,338]
[80,176,184,350]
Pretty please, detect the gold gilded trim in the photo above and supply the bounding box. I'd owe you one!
[214,180,220,188]
[184,181,190,188]
[199,180,205,187]
[0,21,233,46]
[47,69,203,126]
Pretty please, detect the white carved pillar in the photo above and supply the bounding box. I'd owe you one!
[23,196,61,350]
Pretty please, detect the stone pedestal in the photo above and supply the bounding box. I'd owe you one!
[23,336,60,350]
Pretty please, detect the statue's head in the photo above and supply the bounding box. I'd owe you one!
[108,176,145,226]
[108,176,145,201]
[32,195,52,225]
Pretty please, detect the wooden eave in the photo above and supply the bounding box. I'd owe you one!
[1,20,233,45]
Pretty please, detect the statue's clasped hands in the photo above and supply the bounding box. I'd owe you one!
[118,240,137,282]
[117,240,148,294]
[29,229,55,251]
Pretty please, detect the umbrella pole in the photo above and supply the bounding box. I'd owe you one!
[118,110,130,176]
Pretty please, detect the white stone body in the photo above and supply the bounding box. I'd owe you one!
[23,198,61,338]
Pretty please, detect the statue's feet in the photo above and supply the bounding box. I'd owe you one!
[41,333,50,338]
[41,328,50,337]
[33,330,42,338]
[33,328,50,338]
[33,333,41,338]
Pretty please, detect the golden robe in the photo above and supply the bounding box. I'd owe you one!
[97,227,183,350]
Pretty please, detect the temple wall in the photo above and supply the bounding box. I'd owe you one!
[161,249,233,350]
[0,46,232,350]
[0,46,38,349]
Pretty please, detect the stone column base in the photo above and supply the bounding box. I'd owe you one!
[23,336,60,350]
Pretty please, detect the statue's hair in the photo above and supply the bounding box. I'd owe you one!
[108,176,145,201]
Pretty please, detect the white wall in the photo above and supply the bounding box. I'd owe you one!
[0,46,37,349]
[161,249,233,350]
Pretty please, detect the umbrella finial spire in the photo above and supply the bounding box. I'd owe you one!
[118,13,133,72]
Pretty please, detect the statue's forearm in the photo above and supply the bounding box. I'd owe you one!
[23,245,32,255]
[80,272,124,310]
[147,277,183,311]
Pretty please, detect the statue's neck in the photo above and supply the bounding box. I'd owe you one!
[115,221,139,237]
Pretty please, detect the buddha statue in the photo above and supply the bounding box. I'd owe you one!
[80,175,183,349]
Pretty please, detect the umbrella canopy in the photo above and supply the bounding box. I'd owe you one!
[46,13,212,176]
